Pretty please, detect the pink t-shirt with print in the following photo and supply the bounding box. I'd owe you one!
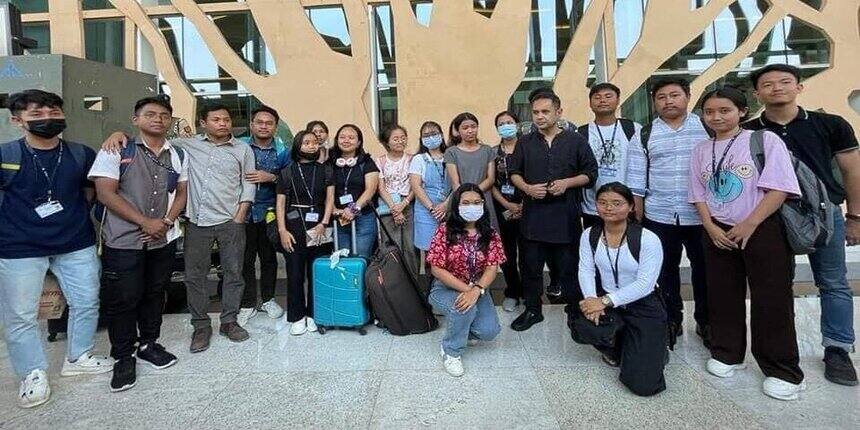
[688,129,800,226]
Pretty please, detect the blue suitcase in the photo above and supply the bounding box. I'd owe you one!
[312,222,370,335]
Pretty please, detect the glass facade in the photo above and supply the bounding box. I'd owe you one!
[16,0,835,131]
[21,23,50,55]
[84,19,124,67]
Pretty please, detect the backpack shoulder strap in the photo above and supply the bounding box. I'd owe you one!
[588,225,602,256]
[619,118,636,141]
[749,129,766,174]
[576,124,590,139]
[639,123,652,152]
[1,140,23,186]
[118,138,137,178]
[626,222,643,263]
[64,140,88,171]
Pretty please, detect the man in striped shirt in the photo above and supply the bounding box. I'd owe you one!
[627,77,711,345]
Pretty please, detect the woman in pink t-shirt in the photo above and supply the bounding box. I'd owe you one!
[688,86,805,401]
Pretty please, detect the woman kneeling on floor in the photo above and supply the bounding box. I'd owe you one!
[578,182,668,396]
[427,183,505,377]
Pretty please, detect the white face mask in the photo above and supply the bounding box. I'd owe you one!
[458,204,484,222]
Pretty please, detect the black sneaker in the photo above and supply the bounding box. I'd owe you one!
[137,343,178,370]
[511,310,544,332]
[545,284,562,297]
[823,346,858,386]
[110,357,137,393]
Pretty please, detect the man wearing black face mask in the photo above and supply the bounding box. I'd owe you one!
[0,90,112,409]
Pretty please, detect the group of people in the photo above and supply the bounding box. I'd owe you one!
[0,63,857,409]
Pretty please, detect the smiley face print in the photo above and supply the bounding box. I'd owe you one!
[703,162,754,204]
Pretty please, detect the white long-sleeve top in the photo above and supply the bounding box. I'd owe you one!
[578,226,664,307]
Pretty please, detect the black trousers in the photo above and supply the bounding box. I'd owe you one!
[642,218,708,328]
[704,217,803,384]
[241,221,278,308]
[521,239,580,313]
[284,242,331,322]
[596,293,668,396]
[495,207,523,300]
[102,243,176,359]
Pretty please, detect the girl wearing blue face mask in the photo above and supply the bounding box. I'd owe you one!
[491,111,524,313]
[427,183,505,377]
[409,121,451,253]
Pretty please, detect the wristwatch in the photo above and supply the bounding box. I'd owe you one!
[600,295,614,308]
[162,217,175,226]
[846,213,860,222]
[473,283,486,295]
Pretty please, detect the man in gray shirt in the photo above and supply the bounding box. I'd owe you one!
[104,103,256,353]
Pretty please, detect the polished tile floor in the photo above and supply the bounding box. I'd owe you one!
[1,298,858,430]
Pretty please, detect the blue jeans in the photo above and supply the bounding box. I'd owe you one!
[429,280,501,357]
[809,208,855,350]
[0,246,101,379]
[336,211,378,259]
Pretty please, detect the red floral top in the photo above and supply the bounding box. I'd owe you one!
[426,224,506,283]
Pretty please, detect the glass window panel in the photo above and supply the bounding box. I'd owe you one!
[378,87,398,127]
[84,19,124,67]
[154,13,275,94]
[525,0,594,80]
[613,0,644,60]
[82,0,114,10]
[22,23,50,54]
[783,17,830,67]
[10,0,47,13]
[474,0,498,18]
[306,6,352,56]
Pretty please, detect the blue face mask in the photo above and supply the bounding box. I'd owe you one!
[458,204,484,222]
[497,123,518,139]
[421,133,443,150]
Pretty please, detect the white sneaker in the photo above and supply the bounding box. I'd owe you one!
[502,297,519,312]
[18,369,50,409]
[306,317,318,333]
[260,300,285,319]
[763,377,806,401]
[60,352,114,376]
[440,346,465,377]
[706,358,747,378]
[237,307,258,327]
[290,318,308,336]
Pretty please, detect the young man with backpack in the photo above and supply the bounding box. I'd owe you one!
[88,96,188,392]
[626,77,711,346]
[745,63,860,386]
[0,90,112,408]
[577,83,644,228]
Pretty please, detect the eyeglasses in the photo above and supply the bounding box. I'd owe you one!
[596,200,627,209]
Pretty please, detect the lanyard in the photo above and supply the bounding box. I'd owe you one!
[710,130,743,190]
[340,166,356,196]
[602,228,628,289]
[294,163,318,207]
[594,121,619,167]
[140,143,178,174]
[25,140,63,201]
[497,145,512,183]
[464,235,479,283]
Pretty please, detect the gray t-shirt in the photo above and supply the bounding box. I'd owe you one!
[444,144,495,185]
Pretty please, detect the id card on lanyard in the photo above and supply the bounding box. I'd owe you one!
[28,140,65,218]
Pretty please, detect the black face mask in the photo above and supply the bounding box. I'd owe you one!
[25,119,67,139]
[298,150,320,161]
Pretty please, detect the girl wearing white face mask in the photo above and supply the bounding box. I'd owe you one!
[409,121,451,253]
[426,184,505,377]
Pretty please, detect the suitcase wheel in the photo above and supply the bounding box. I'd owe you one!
[359,327,367,336]
[318,326,327,335]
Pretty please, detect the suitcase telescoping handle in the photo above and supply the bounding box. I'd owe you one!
[332,217,359,256]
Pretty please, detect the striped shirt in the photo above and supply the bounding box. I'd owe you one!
[627,113,709,226]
